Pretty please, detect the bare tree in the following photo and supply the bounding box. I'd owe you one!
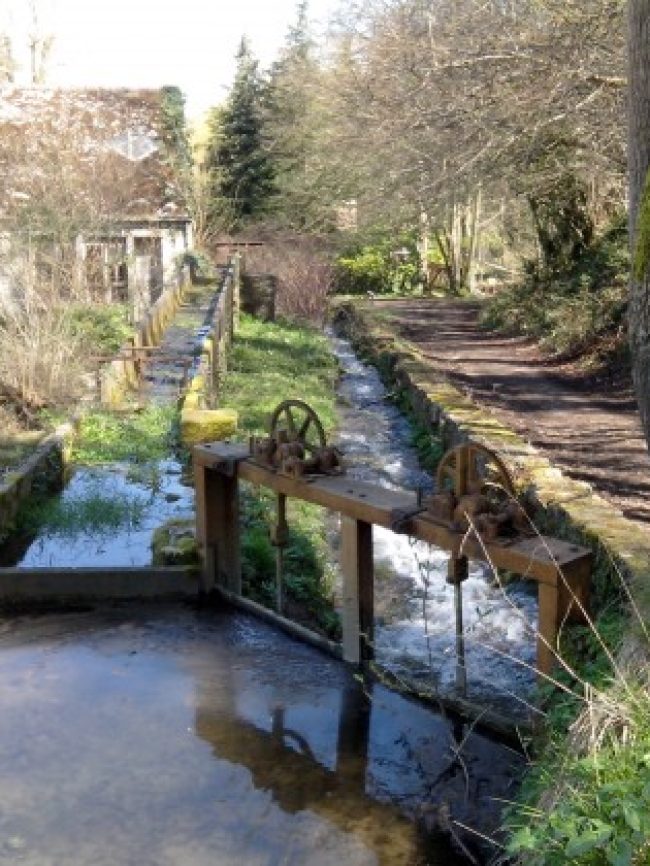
[320,0,626,284]
[628,0,650,449]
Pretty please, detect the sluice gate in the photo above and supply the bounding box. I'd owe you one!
[193,400,592,686]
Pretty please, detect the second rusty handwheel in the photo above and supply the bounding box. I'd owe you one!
[268,399,327,455]
[436,442,515,499]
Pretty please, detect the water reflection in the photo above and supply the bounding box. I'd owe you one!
[0,606,521,865]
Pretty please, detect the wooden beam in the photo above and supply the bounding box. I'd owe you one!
[194,462,241,594]
[193,443,593,677]
[340,517,374,665]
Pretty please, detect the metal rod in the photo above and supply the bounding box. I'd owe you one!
[454,580,467,695]
[275,493,287,615]
[276,547,284,614]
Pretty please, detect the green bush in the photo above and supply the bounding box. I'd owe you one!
[335,238,421,295]
[482,217,629,361]
[508,699,650,865]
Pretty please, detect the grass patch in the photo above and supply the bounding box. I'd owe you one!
[17,488,148,539]
[506,603,650,866]
[72,405,178,465]
[220,314,341,638]
[481,218,629,366]
[68,303,132,355]
[220,314,338,437]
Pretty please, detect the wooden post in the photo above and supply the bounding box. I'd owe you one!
[537,583,560,676]
[537,560,591,676]
[340,517,374,665]
[194,464,241,595]
[447,555,469,694]
[232,253,241,329]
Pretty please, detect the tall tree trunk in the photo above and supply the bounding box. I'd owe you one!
[628,1,650,448]
[463,187,481,294]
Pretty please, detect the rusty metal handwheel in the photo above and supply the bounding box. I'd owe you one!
[268,399,327,455]
[436,442,515,499]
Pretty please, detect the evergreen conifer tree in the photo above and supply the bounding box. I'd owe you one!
[208,37,276,229]
[264,2,334,232]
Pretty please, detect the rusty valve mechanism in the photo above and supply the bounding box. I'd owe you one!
[250,399,344,478]
[423,443,530,542]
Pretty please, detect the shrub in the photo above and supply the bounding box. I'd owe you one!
[481,217,629,361]
[67,303,131,355]
[242,236,334,324]
[334,237,421,295]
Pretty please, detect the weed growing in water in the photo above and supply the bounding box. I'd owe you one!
[18,488,149,539]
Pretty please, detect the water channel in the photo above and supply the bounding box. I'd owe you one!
[0,311,535,863]
[329,333,538,714]
[11,331,539,715]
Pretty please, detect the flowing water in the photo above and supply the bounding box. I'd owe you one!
[8,327,538,708]
[329,334,538,714]
[0,604,523,865]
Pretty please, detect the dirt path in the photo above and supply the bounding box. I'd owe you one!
[374,298,650,527]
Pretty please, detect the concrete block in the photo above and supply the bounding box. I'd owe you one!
[180,407,238,446]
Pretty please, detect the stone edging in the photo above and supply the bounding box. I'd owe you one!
[101,266,191,405]
[179,260,240,445]
[0,421,76,543]
[333,302,650,613]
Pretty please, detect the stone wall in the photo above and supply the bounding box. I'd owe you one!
[179,257,240,446]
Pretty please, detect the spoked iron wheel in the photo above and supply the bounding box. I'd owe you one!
[436,442,515,503]
[268,399,327,455]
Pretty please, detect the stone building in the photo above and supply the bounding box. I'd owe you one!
[0,86,192,321]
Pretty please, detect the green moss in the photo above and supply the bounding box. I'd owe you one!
[0,430,47,475]
[151,518,199,566]
[633,166,650,282]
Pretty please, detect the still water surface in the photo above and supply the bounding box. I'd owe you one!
[0,606,522,865]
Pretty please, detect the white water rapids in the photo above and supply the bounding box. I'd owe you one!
[329,333,538,709]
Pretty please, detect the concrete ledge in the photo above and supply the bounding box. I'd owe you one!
[0,421,76,542]
[0,567,199,602]
[215,586,342,658]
